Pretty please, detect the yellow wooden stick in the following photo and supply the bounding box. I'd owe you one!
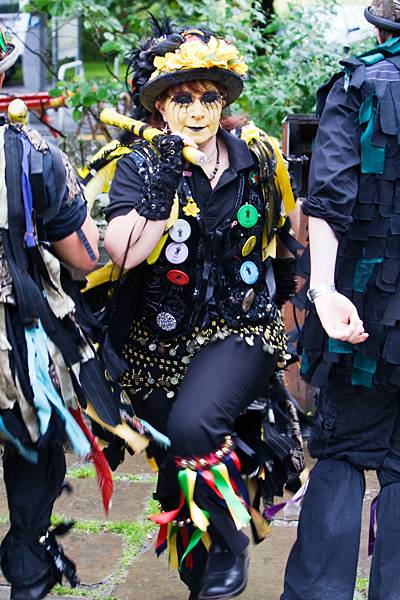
[100,108,206,166]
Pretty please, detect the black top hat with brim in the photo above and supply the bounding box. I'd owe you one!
[364,6,400,32]
[140,66,244,112]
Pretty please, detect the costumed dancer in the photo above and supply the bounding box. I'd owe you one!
[281,2,400,599]
[100,20,303,600]
[0,25,149,600]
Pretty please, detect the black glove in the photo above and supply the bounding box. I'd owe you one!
[136,133,184,221]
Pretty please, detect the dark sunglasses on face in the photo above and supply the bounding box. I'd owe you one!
[169,91,222,105]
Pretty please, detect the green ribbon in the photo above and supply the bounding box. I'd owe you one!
[210,464,251,525]
[0,34,6,54]
[178,469,190,504]
[359,95,385,175]
[353,258,383,292]
[179,528,204,569]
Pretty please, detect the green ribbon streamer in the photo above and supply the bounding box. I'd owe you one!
[359,95,385,175]
[328,338,352,355]
[179,528,203,569]
[353,258,383,293]
[178,469,191,505]
[0,35,6,54]
[210,465,251,525]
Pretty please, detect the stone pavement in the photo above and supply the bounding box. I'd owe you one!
[0,451,376,600]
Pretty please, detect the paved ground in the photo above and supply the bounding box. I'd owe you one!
[0,449,376,600]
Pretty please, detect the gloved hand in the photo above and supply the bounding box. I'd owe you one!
[136,133,184,221]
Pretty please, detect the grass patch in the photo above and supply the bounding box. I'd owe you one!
[355,577,369,597]
[50,503,158,598]
[68,465,96,479]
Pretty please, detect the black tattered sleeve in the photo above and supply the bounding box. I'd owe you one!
[302,77,362,240]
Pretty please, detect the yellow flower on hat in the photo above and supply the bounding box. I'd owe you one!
[151,36,248,77]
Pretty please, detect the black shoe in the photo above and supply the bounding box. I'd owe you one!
[10,569,60,600]
[198,546,249,600]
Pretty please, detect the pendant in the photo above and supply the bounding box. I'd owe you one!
[183,196,200,217]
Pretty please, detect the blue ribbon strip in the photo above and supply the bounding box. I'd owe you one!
[19,135,36,248]
[0,416,38,463]
[25,320,90,456]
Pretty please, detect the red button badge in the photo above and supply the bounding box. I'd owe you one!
[167,270,190,286]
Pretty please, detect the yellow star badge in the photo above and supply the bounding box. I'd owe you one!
[183,197,200,217]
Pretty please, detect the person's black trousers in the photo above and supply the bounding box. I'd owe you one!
[1,440,66,599]
[133,335,277,592]
[281,375,400,600]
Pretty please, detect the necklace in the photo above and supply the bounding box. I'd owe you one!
[204,145,218,164]
[208,142,220,182]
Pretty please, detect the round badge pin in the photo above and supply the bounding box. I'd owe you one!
[242,288,255,312]
[156,312,177,332]
[165,242,189,264]
[237,204,259,228]
[169,219,191,243]
[242,236,257,257]
[240,261,259,285]
[167,269,190,286]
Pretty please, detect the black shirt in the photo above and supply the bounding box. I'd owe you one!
[105,127,255,230]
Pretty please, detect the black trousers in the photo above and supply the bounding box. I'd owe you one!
[282,375,400,600]
[0,441,66,593]
[134,335,277,591]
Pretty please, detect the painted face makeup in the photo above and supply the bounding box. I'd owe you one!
[161,84,224,145]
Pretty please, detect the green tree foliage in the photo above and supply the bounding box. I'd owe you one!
[26,0,374,136]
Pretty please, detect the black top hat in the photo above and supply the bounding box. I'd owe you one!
[364,4,400,33]
[140,66,244,112]
[126,19,248,117]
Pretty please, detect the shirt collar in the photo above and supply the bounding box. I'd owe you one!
[218,127,255,173]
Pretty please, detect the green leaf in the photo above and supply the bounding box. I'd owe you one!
[72,107,83,121]
[100,40,120,53]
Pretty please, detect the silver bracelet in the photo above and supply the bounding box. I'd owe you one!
[306,284,336,303]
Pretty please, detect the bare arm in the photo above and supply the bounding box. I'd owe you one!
[309,216,367,344]
[105,208,166,269]
[53,214,100,273]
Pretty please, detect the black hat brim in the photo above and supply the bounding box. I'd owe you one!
[364,6,400,33]
[140,67,244,111]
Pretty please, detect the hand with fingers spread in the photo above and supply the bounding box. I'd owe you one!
[314,292,369,344]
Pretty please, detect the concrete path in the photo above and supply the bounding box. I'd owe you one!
[0,449,376,600]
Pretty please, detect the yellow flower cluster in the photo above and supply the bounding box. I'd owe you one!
[150,36,248,80]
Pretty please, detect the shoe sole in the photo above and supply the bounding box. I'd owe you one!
[197,556,249,600]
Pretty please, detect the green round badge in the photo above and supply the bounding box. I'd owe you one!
[237,204,259,228]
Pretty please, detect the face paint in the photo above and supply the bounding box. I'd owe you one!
[160,83,224,146]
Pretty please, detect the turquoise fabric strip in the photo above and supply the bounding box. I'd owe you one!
[353,258,383,292]
[0,416,38,463]
[359,95,385,175]
[300,350,310,377]
[358,36,400,62]
[351,367,374,388]
[25,321,90,457]
[328,338,352,355]
[353,352,377,374]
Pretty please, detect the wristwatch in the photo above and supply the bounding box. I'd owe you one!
[306,284,336,303]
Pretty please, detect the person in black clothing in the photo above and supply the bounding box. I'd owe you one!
[281,2,400,599]
[0,24,131,600]
[104,20,302,600]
